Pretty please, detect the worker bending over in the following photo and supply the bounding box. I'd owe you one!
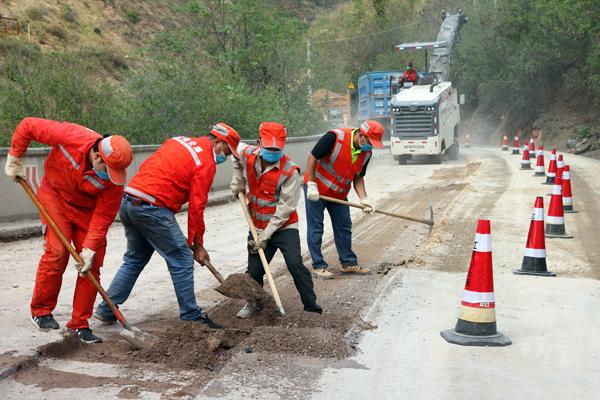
[231,122,322,318]
[94,123,240,329]
[5,117,133,343]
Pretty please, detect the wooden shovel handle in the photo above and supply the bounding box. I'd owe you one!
[237,192,285,315]
[318,195,434,226]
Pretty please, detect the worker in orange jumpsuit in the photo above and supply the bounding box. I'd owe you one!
[94,123,240,329]
[4,117,133,343]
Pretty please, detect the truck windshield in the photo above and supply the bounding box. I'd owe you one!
[392,105,435,138]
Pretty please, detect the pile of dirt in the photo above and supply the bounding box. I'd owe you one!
[216,273,270,303]
[242,326,350,359]
[135,322,249,370]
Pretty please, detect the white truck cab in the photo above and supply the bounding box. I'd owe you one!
[390,80,460,164]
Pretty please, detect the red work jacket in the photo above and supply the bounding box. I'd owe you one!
[304,128,370,200]
[244,146,299,230]
[125,136,216,246]
[402,69,417,84]
[9,117,123,250]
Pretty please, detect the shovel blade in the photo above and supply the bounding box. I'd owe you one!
[119,326,157,350]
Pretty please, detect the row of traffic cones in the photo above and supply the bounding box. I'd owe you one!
[441,138,580,347]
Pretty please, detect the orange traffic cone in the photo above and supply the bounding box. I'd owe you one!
[512,136,520,154]
[514,197,555,276]
[543,149,557,185]
[501,135,509,151]
[529,138,536,159]
[520,145,531,169]
[561,165,577,213]
[441,220,511,346]
[465,134,471,148]
[545,175,572,239]
[533,146,545,176]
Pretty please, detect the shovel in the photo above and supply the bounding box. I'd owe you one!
[319,195,434,227]
[16,177,156,350]
[237,192,285,315]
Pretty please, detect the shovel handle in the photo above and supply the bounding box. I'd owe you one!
[16,177,130,330]
[318,195,434,226]
[204,260,225,284]
[237,192,285,315]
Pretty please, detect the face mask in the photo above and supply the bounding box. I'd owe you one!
[260,147,283,163]
[94,168,109,180]
[215,143,228,164]
[359,135,373,152]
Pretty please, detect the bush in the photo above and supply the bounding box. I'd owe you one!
[46,25,67,40]
[576,126,593,142]
[125,10,140,24]
[60,5,77,23]
[25,6,47,21]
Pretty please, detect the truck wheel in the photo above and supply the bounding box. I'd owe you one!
[430,154,442,164]
[448,143,460,160]
[398,155,409,165]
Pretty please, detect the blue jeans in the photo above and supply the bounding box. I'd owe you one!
[303,185,358,269]
[96,198,203,321]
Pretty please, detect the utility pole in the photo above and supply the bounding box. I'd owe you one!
[307,39,312,106]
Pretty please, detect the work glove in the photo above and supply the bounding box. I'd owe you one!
[247,235,268,255]
[77,248,96,277]
[230,179,246,196]
[360,197,376,214]
[306,181,320,202]
[5,154,24,180]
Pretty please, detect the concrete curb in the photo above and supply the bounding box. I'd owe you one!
[0,190,232,243]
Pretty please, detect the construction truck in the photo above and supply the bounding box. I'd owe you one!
[357,71,405,140]
[390,10,468,164]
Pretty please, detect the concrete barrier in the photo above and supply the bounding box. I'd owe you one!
[0,135,321,222]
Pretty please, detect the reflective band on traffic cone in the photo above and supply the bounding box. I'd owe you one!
[514,197,555,276]
[529,138,536,159]
[545,175,572,238]
[543,149,557,185]
[441,220,511,347]
[520,145,531,169]
[501,135,509,151]
[561,165,577,213]
[512,136,520,154]
[465,134,471,147]
[533,146,545,176]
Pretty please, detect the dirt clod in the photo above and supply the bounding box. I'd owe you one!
[215,273,270,306]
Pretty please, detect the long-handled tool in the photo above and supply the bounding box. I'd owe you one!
[203,260,225,284]
[237,192,285,315]
[16,177,156,350]
[319,195,434,227]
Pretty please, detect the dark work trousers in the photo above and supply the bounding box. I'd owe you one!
[247,228,318,308]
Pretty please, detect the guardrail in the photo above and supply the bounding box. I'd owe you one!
[0,135,321,221]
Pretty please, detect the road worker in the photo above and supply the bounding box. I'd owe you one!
[231,122,322,318]
[304,120,384,279]
[94,123,240,329]
[4,117,133,343]
[400,62,418,86]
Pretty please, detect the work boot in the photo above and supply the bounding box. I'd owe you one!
[76,328,103,344]
[236,303,255,319]
[312,268,334,280]
[340,265,371,275]
[195,315,223,330]
[304,304,323,314]
[30,314,60,331]
[93,310,117,325]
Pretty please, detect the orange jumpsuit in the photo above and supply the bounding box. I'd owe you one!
[9,118,124,329]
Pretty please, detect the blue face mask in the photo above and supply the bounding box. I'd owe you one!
[94,168,109,180]
[359,135,373,152]
[260,147,283,163]
[215,151,227,164]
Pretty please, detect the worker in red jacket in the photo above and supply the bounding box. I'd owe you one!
[230,122,322,318]
[4,117,133,343]
[400,62,418,86]
[94,123,240,329]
